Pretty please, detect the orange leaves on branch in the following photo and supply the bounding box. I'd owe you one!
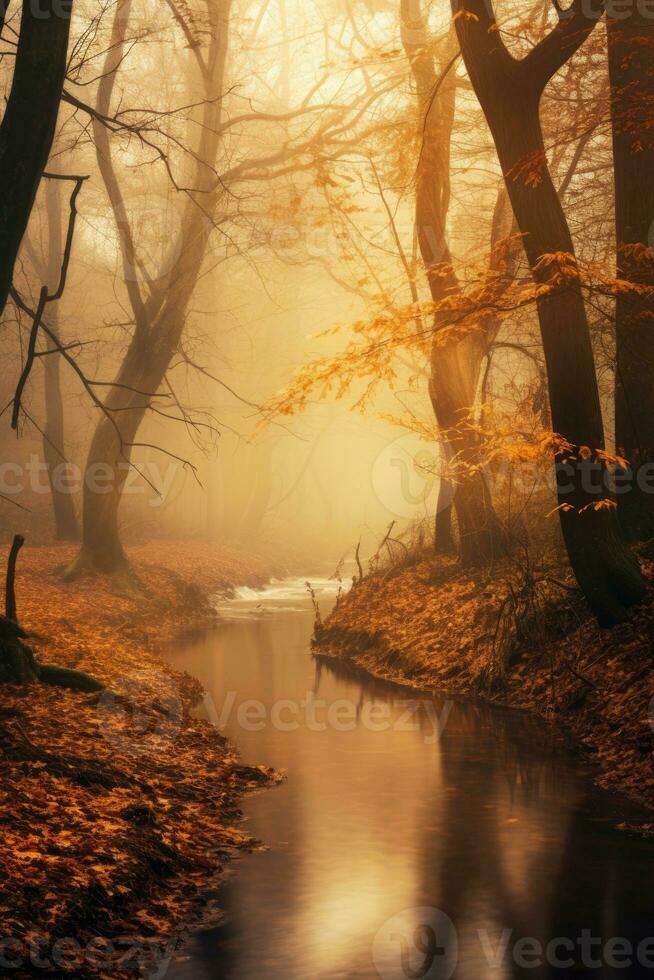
[596,448,630,471]
[533,250,654,302]
[533,251,582,286]
[579,498,618,514]
[265,248,543,422]
[550,498,618,518]
[506,149,548,188]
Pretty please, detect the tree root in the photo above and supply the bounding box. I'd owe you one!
[39,663,105,692]
[61,550,145,595]
[0,537,106,691]
[0,618,105,691]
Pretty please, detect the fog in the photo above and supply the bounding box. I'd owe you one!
[1,0,614,568]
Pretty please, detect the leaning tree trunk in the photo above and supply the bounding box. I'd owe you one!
[608,10,654,539]
[0,5,78,677]
[453,0,646,623]
[0,0,72,317]
[70,336,174,578]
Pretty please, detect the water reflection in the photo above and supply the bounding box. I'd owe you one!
[164,591,654,980]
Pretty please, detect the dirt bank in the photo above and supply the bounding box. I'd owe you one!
[0,540,281,978]
[314,550,654,825]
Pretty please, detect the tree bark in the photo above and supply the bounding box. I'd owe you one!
[434,439,455,554]
[0,0,72,317]
[452,0,645,623]
[607,9,654,538]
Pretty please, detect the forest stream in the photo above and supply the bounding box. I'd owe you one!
[164,580,654,980]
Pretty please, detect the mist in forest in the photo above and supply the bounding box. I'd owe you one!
[0,2,385,561]
[4,0,654,976]
[1,0,568,569]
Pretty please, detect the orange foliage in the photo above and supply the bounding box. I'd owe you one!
[0,541,279,976]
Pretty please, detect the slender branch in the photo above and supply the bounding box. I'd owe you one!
[45,173,87,301]
[11,286,47,429]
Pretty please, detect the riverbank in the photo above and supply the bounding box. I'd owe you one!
[314,549,654,824]
[0,540,281,978]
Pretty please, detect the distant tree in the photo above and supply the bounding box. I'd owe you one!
[65,0,234,580]
[25,178,81,541]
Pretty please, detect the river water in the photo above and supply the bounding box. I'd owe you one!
[164,578,654,980]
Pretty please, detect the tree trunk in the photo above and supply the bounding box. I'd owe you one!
[0,7,76,679]
[237,440,274,540]
[429,342,503,563]
[608,10,654,539]
[434,438,455,554]
[453,0,646,623]
[70,339,171,578]
[0,0,72,317]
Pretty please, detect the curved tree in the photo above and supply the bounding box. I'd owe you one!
[451,0,645,623]
[68,0,234,579]
[0,0,72,317]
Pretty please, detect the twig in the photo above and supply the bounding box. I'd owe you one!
[565,663,597,689]
[355,541,364,584]
[44,173,87,301]
[11,286,48,429]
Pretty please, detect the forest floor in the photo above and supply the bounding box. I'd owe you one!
[314,545,654,828]
[0,540,284,978]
